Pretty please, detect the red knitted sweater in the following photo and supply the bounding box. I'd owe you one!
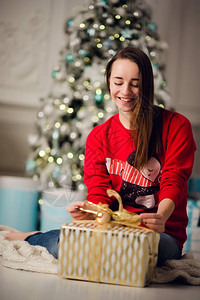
[84,109,196,249]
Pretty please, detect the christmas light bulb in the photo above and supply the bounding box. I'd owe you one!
[78,184,85,191]
[84,57,90,63]
[125,20,131,25]
[98,112,104,118]
[70,132,77,139]
[38,112,44,118]
[57,158,63,164]
[39,150,46,157]
[83,95,89,101]
[74,174,81,180]
[79,154,85,161]
[59,104,66,110]
[92,116,99,123]
[48,156,54,163]
[63,97,70,104]
[67,152,73,159]
[67,108,74,114]
[104,94,110,100]
[150,51,156,57]
[69,77,75,83]
[99,25,105,30]
[79,23,85,28]
[95,88,102,95]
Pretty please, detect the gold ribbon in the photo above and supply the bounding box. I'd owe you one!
[84,189,153,231]
[60,189,157,284]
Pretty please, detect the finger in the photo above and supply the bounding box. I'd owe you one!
[66,201,85,212]
[145,223,165,233]
[70,211,86,218]
[140,213,161,220]
[71,212,90,220]
[72,212,95,221]
[143,218,163,224]
[141,218,164,230]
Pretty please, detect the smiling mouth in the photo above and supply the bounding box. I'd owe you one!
[118,97,135,102]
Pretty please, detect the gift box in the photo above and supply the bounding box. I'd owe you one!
[0,176,39,231]
[58,221,159,287]
[183,199,200,260]
[39,189,85,231]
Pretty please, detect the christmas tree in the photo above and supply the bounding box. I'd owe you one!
[26,0,170,193]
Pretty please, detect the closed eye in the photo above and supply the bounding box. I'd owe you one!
[148,169,153,172]
[114,82,139,87]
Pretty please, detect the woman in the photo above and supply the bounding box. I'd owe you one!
[6,47,196,266]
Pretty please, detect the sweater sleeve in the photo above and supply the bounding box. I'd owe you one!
[84,126,115,206]
[159,112,196,206]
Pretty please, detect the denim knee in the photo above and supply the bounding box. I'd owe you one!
[25,229,60,259]
[157,232,182,266]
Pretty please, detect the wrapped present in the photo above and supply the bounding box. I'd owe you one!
[58,221,159,287]
[183,199,200,260]
[58,189,160,287]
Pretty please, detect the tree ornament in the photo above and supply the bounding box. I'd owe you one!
[148,22,157,32]
[78,49,89,58]
[66,53,74,62]
[52,69,60,79]
[26,159,37,172]
[95,93,104,103]
[65,18,74,34]
[106,17,114,25]
[121,28,133,39]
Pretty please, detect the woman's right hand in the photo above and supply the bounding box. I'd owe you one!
[66,201,95,220]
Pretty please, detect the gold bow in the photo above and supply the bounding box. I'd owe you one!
[85,189,144,229]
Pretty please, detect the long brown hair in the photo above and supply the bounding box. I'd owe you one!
[105,47,162,170]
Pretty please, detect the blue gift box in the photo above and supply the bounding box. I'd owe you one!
[0,176,39,231]
[39,188,85,231]
[183,177,200,259]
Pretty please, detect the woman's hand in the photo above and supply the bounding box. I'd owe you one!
[140,198,175,233]
[139,212,165,233]
[66,201,95,220]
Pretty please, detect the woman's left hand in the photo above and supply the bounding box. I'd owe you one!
[139,212,165,233]
[140,198,175,233]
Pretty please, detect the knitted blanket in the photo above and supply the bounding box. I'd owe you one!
[0,225,57,274]
[1,225,200,285]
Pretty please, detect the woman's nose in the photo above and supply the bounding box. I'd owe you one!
[121,83,131,95]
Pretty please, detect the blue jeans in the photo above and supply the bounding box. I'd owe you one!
[25,230,60,259]
[25,230,181,265]
[157,232,181,266]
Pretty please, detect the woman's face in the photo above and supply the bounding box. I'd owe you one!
[109,59,140,116]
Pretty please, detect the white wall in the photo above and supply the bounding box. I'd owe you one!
[146,0,200,125]
[0,0,199,176]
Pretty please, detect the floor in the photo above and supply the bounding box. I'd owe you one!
[1,258,199,300]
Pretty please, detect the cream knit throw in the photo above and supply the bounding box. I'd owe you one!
[1,225,200,284]
[0,225,57,274]
[152,252,200,285]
